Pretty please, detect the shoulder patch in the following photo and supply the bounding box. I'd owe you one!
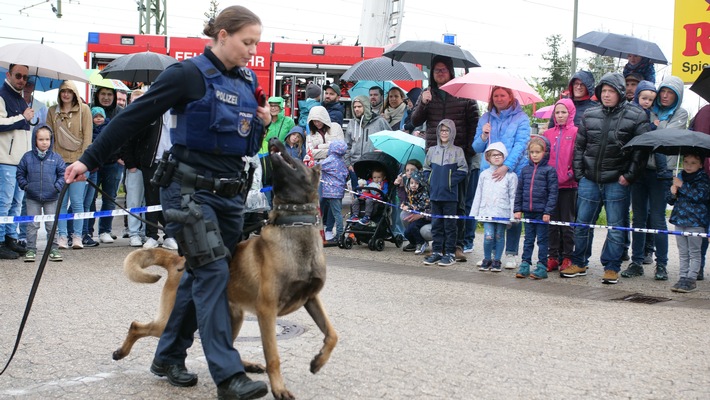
[239,68,253,83]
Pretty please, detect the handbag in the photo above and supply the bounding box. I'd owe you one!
[54,107,83,152]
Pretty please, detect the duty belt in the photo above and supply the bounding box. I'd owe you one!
[173,162,248,198]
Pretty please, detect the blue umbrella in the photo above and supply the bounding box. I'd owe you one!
[0,67,63,91]
[348,81,406,100]
[369,130,426,164]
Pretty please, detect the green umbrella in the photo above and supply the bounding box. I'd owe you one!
[85,69,130,91]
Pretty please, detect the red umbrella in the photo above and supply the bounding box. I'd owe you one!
[440,68,543,105]
[534,104,554,119]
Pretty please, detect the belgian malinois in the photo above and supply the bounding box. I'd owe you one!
[112,138,337,400]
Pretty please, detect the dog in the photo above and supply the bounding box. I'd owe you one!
[112,138,337,400]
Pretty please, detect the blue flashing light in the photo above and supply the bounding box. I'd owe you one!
[443,34,455,45]
[88,32,99,44]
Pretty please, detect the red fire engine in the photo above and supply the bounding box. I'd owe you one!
[86,32,419,120]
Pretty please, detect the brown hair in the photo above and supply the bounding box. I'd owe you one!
[202,6,261,40]
[487,86,515,112]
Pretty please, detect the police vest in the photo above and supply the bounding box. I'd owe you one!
[170,55,263,156]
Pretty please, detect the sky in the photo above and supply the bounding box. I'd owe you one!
[0,0,700,112]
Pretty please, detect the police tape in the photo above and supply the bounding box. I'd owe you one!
[0,205,164,225]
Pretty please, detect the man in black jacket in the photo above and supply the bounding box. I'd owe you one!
[561,72,649,285]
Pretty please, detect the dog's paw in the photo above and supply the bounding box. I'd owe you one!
[112,349,125,361]
[242,360,266,374]
[273,388,296,400]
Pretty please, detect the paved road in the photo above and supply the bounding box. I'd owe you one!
[0,225,709,399]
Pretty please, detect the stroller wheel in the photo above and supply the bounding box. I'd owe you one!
[343,237,354,249]
[375,238,385,251]
[394,234,404,248]
[367,238,377,251]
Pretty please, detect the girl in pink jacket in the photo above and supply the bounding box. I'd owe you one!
[542,98,577,272]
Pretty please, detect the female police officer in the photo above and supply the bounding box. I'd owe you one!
[65,6,270,400]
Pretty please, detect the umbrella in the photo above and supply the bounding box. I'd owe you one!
[0,42,87,82]
[623,128,710,173]
[340,57,425,82]
[348,81,405,100]
[99,51,178,83]
[86,69,130,91]
[369,130,426,164]
[440,68,544,105]
[534,104,554,119]
[573,31,668,65]
[690,66,710,103]
[382,40,480,69]
[0,67,62,92]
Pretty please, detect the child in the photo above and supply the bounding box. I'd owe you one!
[16,125,66,262]
[394,159,423,252]
[513,136,558,279]
[284,126,306,162]
[318,141,349,246]
[667,153,710,293]
[422,119,468,267]
[470,142,517,272]
[542,99,578,272]
[633,81,658,130]
[92,106,109,135]
[349,167,388,225]
[400,170,431,255]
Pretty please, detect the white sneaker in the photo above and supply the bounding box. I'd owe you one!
[162,237,179,250]
[143,237,159,249]
[129,235,143,247]
[504,254,518,269]
[72,234,83,249]
[476,259,483,266]
[324,231,334,241]
[414,242,429,255]
[57,236,69,249]
[99,232,115,243]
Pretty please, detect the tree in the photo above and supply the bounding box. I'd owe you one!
[539,34,572,98]
[584,55,622,84]
[204,0,219,24]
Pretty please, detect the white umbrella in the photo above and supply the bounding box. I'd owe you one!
[0,42,87,82]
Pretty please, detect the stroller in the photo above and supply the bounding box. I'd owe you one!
[340,151,404,251]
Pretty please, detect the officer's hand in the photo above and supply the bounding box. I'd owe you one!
[257,104,271,126]
[65,161,89,184]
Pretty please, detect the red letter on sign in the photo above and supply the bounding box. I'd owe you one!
[684,22,710,56]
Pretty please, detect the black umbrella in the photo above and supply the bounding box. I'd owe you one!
[623,128,710,172]
[340,57,426,82]
[573,31,667,65]
[99,51,178,83]
[690,66,710,103]
[382,40,480,70]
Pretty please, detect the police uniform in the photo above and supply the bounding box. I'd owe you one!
[78,48,264,386]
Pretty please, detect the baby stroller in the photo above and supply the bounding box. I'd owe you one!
[340,151,404,251]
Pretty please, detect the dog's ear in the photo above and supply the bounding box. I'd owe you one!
[310,165,321,186]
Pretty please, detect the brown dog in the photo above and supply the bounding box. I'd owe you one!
[112,139,337,400]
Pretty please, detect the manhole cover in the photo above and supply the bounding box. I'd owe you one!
[613,293,672,305]
[235,316,306,342]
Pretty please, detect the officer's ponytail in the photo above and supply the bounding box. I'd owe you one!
[203,5,261,39]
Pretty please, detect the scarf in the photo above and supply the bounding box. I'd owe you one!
[37,149,47,159]
[383,102,406,127]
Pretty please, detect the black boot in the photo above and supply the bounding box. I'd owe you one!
[217,373,268,400]
[5,235,27,255]
[150,359,198,387]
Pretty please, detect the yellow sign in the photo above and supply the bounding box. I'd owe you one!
[673,0,710,83]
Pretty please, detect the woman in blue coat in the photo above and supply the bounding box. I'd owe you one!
[473,86,531,269]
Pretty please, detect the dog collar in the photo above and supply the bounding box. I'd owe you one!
[272,214,321,228]
[273,203,318,212]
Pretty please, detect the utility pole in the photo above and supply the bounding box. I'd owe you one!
[138,0,167,35]
[571,0,578,73]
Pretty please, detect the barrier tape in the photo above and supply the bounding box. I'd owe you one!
[0,205,163,225]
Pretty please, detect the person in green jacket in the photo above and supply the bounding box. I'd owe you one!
[258,96,296,204]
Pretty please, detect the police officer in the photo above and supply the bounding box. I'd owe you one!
[65,6,270,400]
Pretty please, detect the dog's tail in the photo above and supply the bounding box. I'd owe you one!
[124,248,185,284]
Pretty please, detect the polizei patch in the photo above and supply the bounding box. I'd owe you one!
[215,90,238,105]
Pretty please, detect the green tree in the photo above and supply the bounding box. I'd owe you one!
[204,0,219,24]
[584,55,622,84]
[539,34,572,98]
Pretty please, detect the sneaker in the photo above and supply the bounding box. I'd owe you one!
[110,233,118,240]
[515,261,531,278]
[438,254,456,267]
[72,234,83,249]
[478,259,492,271]
[57,236,69,249]
[143,237,159,249]
[347,216,359,223]
[560,264,588,278]
[162,238,179,250]
[489,260,502,272]
[402,242,417,252]
[504,254,518,269]
[463,245,473,254]
[82,234,99,247]
[358,216,370,225]
[560,258,573,271]
[24,249,36,262]
[0,244,19,259]
[530,262,548,280]
[672,278,697,293]
[546,257,559,272]
[415,242,429,255]
[5,236,27,255]
[685,279,697,293]
[121,228,130,239]
[620,262,644,278]
[654,264,668,281]
[476,259,483,267]
[643,252,653,265]
[99,232,115,243]
[323,238,340,247]
[602,269,619,284]
[621,250,630,261]
[423,252,443,265]
[455,247,467,262]
[49,249,62,262]
[129,235,143,247]
[671,278,686,292]
[324,231,334,241]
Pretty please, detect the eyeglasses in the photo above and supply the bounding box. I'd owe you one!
[572,82,585,87]
[13,73,29,81]
[433,68,449,74]
[489,153,504,158]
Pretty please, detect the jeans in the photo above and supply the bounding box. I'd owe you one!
[95,162,122,234]
[505,172,521,255]
[83,171,98,236]
[571,178,629,272]
[404,217,428,245]
[631,172,670,265]
[674,225,704,280]
[58,175,88,238]
[391,194,404,236]
[548,188,576,259]
[18,196,27,241]
[521,212,549,265]
[321,197,343,238]
[25,198,58,250]
[463,168,480,249]
[431,200,457,255]
[483,222,506,261]
[125,168,145,237]
[0,164,23,241]
[141,163,168,240]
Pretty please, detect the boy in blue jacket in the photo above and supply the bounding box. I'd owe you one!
[16,125,66,262]
[422,119,468,267]
[513,136,558,279]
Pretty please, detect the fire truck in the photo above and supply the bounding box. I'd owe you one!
[85,32,419,121]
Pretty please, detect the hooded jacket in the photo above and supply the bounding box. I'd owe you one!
[623,57,656,84]
[91,87,122,119]
[402,170,431,214]
[667,168,710,229]
[344,95,391,166]
[284,126,306,161]
[470,142,517,224]
[47,80,93,163]
[261,96,296,153]
[423,119,468,201]
[573,72,649,184]
[306,105,344,160]
[514,136,558,215]
[542,98,578,189]
[648,76,688,175]
[0,79,32,166]
[548,70,597,129]
[322,98,345,126]
[318,140,349,199]
[16,124,65,202]
[632,80,672,179]
[473,99,531,175]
